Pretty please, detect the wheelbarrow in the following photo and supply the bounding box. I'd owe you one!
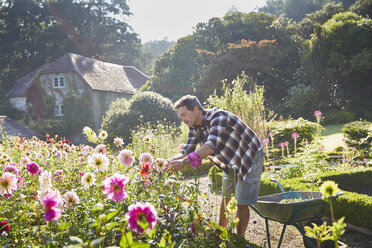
[249,178,343,248]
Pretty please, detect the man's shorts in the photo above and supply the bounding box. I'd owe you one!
[222,149,264,205]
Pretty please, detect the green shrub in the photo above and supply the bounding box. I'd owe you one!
[322,109,354,125]
[101,92,180,144]
[266,118,321,155]
[130,91,179,125]
[342,120,372,154]
[260,168,372,230]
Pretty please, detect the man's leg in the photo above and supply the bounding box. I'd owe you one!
[236,204,250,236]
[219,197,231,227]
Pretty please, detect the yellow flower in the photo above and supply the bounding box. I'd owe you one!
[320,180,339,198]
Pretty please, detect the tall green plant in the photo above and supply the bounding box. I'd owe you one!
[207,72,267,140]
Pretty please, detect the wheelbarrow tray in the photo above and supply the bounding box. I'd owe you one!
[252,191,327,224]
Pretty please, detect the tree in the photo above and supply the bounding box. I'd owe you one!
[0,0,140,91]
[349,0,372,18]
[259,0,341,22]
[140,38,175,75]
[298,2,344,40]
[304,12,372,117]
[151,12,275,102]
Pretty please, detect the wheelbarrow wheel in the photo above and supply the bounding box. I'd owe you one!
[303,219,335,248]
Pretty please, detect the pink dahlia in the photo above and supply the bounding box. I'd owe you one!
[16,176,23,190]
[41,192,63,221]
[0,221,10,234]
[94,144,106,154]
[103,174,130,202]
[118,149,135,166]
[139,152,153,166]
[125,202,157,233]
[26,162,40,175]
[53,170,64,183]
[0,172,17,196]
[4,164,20,175]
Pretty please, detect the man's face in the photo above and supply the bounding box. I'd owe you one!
[176,106,199,128]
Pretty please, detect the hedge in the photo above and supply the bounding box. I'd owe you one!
[259,168,372,230]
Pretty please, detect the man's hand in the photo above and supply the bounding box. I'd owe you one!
[167,158,188,172]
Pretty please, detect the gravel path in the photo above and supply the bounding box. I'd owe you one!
[185,173,372,248]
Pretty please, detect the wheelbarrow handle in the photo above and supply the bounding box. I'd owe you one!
[270,178,286,193]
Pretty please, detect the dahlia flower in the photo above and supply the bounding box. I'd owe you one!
[114,137,124,147]
[103,174,130,202]
[0,221,10,234]
[139,152,153,166]
[63,190,80,209]
[0,172,17,196]
[81,173,96,187]
[4,164,20,175]
[154,158,167,172]
[118,149,135,166]
[20,157,31,167]
[125,202,157,233]
[88,153,109,172]
[41,192,63,221]
[140,162,151,179]
[98,130,108,140]
[94,144,106,154]
[39,171,52,193]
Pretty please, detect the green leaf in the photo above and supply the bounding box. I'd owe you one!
[106,207,121,222]
[105,222,118,230]
[91,237,105,248]
[69,236,83,244]
[58,222,70,231]
[120,231,133,248]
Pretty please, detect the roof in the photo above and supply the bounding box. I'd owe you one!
[0,116,41,139]
[7,53,151,98]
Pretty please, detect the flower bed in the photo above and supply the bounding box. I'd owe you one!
[0,133,257,247]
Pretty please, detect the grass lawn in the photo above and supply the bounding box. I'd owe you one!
[321,124,345,151]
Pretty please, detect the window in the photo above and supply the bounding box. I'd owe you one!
[55,105,64,116]
[53,75,65,88]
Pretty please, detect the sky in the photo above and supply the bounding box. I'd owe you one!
[127,0,268,42]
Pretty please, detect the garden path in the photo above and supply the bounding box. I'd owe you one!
[185,173,372,248]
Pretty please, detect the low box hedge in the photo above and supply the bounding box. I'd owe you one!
[259,168,372,231]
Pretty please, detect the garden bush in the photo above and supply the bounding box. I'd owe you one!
[266,118,321,156]
[260,168,372,230]
[322,109,354,125]
[342,120,372,155]
[101,92,180,145]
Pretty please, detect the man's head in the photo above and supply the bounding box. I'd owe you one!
[173,95,203,128]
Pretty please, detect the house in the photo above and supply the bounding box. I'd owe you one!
[7,53,151,133]
[0,116,41,141]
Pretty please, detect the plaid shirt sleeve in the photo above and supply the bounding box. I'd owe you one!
[182,129,198,154]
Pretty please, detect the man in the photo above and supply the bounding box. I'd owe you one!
[167,95,264,237]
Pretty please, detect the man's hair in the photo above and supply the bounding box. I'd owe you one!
[173,95,203,111]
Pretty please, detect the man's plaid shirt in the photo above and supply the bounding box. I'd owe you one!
[183,109,263,181]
